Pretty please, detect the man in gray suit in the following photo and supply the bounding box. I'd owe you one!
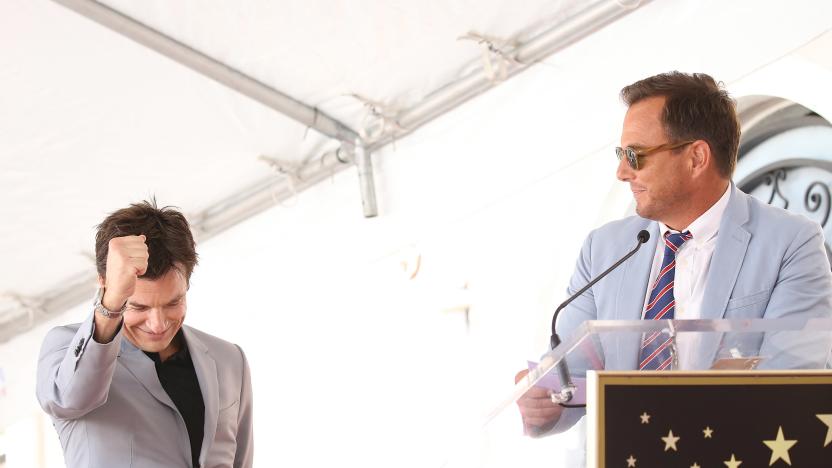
[517,71,832,434]
[37,201,253,467]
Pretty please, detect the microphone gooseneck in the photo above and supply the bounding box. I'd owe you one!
[547,229,651,404]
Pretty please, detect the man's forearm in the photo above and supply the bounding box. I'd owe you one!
[93,290,128,343]
[93,312,123,343]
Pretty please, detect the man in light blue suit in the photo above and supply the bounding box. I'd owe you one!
[517,72,832,435]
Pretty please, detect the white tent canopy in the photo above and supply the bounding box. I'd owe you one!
[1,0,646,341]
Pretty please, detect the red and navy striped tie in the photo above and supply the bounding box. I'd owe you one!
[638,230,693,370]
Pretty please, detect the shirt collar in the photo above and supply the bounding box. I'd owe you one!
[658,184,731,245]
[143,329,190,364]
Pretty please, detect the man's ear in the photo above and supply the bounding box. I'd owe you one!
[97,275,105,288]
[689,140,712,175]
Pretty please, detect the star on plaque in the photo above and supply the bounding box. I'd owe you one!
[817,414,832,447]
[763,426,797,465]
[703,426,714,438]
[723,453,742,467]
[626,455,636,467]
[661,429,680,451]
[640,412,651,424]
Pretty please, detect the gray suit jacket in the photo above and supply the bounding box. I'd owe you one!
[549,185,832,432]
[37,312,253,468]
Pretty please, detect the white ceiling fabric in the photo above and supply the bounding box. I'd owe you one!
[100,0,590,126]
[1,0,337,297]
[0,0,614,336]
[2,0,832,340]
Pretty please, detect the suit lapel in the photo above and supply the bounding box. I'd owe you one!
[693,186,751,368]
[183,327,219,467]
[610,222,659,370]
[119,339,177,411]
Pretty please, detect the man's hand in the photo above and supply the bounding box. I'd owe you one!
[102,235,149,311]
[515,368,564,436]
[93,235,148,343]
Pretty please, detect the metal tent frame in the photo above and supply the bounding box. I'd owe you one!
[0,0,648,343]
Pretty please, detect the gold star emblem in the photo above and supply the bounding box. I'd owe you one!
[661,429,680,451]
[626,455,636,467]
[703,426,714,438]
[763,426,797,465]
[640,412,650,424]
[691,463,701,468]
[723,453,742,468]
[817,414,832,447]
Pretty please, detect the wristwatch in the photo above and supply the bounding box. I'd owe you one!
[93,287,126,318]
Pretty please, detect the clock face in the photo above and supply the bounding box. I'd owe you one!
[736,98,832,263]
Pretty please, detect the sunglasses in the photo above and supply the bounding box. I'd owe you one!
[615,140,695,170]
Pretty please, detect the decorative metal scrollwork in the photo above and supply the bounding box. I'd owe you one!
[764,169,789,209]
[735,99,832,268]
[757,168,831,229]
[804,181,831,228]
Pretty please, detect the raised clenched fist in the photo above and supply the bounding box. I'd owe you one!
[102,235,149,311]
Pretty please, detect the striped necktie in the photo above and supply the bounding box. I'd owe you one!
[638,230,692,370]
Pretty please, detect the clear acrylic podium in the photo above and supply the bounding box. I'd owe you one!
[443,317,832,468]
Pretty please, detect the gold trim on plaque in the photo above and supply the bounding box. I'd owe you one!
[594,371,832,468]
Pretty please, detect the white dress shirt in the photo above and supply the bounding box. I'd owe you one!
[641,185,731,369]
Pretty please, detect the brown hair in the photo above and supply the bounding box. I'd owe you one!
[620,71,740,178]
[95,199,198,282]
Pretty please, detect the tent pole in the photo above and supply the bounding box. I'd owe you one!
[50,0,359,143]
[354,143,379,218]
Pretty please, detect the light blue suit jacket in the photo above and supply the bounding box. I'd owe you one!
[549,185,832,432]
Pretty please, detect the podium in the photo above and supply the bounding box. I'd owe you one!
[445,317,832,468]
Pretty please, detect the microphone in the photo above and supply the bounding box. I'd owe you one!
[548,229,651,404]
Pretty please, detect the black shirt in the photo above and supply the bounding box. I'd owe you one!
[145,332,205,468]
